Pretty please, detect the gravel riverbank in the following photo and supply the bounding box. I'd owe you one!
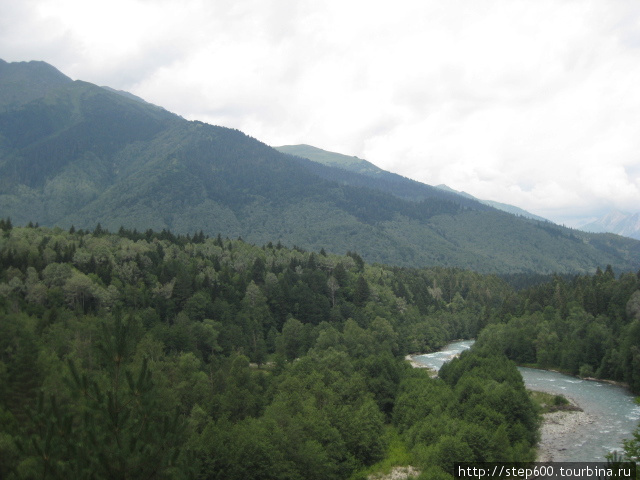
[405,354,439,377]
[536,409,594,461]
[404,354,427,369]
[368,466,421,480]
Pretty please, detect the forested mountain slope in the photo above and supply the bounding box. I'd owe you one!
[275,144,549,221]
[1,59,638,274]
[276,144,387,176]
[275,144,485,208]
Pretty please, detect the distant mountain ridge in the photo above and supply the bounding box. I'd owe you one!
[1,59,639,274]
[276,144,385,176]
[434,184,550,222]
[581,210,640,240]
[274,144,550,223]
[274,144,490,210]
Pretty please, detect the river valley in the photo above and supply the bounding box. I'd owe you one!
[412,340,640,461]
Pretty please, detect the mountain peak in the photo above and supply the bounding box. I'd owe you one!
[0,59,72,109]
[435,184,476,200]
[275,144,384,176]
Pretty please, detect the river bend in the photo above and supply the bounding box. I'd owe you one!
[413,340,640,461]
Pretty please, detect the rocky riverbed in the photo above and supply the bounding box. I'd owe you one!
[368,466,421,480]
[536,408,594,462]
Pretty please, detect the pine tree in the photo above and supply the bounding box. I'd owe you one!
[354,275,370,307]
[20,315,193,479]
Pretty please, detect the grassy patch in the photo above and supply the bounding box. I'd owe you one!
[349,425,415,480]
[528,390,581,413]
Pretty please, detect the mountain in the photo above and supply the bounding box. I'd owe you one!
[276,144,385,176]
[0,59,71,109]
[435,184,550,222]
[274,144,549,222]
[1,59,639,274]
[274,145,489,209]
[581,210,640,240]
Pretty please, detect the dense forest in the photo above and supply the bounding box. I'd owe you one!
[476,265,640,391]
[0,221,545,479]
[474,265,640,466]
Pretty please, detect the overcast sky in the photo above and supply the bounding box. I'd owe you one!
[2,0,640,226]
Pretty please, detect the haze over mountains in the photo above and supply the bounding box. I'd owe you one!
[275,144,640,237]
[1,59,639,274]
[580,211,640,241]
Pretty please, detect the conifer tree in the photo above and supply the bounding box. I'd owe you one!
[20,315,193,479]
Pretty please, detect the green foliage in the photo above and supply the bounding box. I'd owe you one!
[16,316,193,479]
[393,347,539,474]
[476,267,640,392]
[528,390,576,414]
[348,426,413,480]
[0,225,552,478]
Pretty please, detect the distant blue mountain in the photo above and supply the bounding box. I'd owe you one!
[581,210,640,240]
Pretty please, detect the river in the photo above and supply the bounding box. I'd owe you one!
[412,340,640,461]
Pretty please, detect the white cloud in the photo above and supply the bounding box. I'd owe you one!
[1,0,640,226]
